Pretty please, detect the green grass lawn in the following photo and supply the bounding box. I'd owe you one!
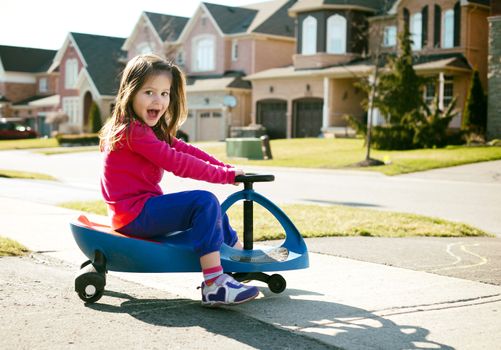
[0,138,58,150]
[2,137,501,176]
[0,169,56,181]
[200,138,501,175]
[0,237,29,256]
[60,200,489,239]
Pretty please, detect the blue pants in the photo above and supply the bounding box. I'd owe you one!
[117,190,238,257]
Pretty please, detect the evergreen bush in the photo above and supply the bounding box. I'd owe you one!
[462,69,487,135]
[88,102,103,133]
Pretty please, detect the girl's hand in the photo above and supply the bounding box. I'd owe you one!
[233,169,245,185]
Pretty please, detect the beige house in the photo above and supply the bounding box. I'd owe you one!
[247,0,491,138]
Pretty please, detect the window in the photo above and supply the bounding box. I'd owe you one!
[443,9,454,48]
[411,13,422,50]
[383,26,397,47]
[326,14,347,54]
[425,81,436,105]
[200,112,210,118]
[64,59,78,89]
[443,75,454,107]
[231,40,238,61]
[301,16,317,55]
[62,97,80,124]
[212,112,222,118]
[193,35,215,71]
[39,78,48,93]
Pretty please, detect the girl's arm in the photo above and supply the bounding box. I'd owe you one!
[130,124,236,184]
[171,137,233,168]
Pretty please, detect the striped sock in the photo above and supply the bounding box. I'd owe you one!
[203,266,223,286]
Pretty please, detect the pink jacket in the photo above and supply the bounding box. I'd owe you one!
[101,121,235,229]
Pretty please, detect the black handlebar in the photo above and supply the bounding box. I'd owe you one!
[235,173,275,183]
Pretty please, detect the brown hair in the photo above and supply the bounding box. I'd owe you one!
[99,54,187,150]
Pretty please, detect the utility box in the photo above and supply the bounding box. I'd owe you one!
[226,137,264,160]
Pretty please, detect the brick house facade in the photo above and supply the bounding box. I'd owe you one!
[247,0,491,139]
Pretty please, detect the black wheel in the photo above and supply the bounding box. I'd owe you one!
[75,265,106,304]
[77,283,104,303]
[268,274,286,293]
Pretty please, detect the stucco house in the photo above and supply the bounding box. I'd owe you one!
[48,32,126,134]
[246,0,491,139]
[0,45,58,136]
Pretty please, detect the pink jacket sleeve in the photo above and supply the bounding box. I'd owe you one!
[129,123,236,184]
[171,137,233,168]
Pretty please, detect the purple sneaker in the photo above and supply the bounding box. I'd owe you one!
[201,274,259,307]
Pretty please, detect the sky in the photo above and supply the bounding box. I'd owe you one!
[0,0,259,50]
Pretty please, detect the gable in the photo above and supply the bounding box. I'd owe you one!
[203,2,258,34]
[144,12,189,41]
[71,33,126,96]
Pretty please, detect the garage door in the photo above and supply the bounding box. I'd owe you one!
[198,111,223,141]
[293,98,323,138]
[256,100,287,139]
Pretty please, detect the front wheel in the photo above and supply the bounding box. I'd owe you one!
[77,283,104,303]
[268,274,286,294]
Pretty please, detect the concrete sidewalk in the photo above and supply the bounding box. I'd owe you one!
[2,196,501,349]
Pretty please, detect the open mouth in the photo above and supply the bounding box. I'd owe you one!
[147,109,160,119]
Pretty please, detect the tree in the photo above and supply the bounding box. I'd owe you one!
[88,101,102,133]
[462,69,487,135]
[375,25,428,125]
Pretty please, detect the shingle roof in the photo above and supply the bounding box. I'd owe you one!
[71,32,126,96]
[144,12,189,41]
[252,0,296,37]
[203,2,258,34]
[0,45,56,73]
[290,0,398,15]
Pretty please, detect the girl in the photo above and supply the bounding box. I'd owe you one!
[99,54,259,306]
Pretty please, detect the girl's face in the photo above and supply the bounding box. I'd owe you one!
[132,72,171,127]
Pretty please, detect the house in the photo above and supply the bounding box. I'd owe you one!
[124,1,298,141]
[48,32,126,134]
[0,45,57,136]
[488,0,501,139]
[246,0,491,139]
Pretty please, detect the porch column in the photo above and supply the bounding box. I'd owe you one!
[438,72,445,110]
[286,100,293,139]
[322,77,330,129]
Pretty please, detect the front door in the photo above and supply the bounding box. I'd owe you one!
[293,98,323,138]
[256,99,287,139]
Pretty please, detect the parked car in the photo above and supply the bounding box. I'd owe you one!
[0,118,38,140]
[176,129,189,142]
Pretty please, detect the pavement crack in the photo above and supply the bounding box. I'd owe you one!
[371,293,501,317]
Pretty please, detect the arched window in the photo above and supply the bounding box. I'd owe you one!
[411,12,422,50]
[326,14,347,54]
[64,58,78,89]
[443,9,454,48]
[193,35,215,71]
[301,16,317,55]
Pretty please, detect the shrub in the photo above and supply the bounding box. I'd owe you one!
[56,133,99,146]
[462,69,487,134]
[88,102,103,133]
[371,125,415,150]
[413,97,457,148]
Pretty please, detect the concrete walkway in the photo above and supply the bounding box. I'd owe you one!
[1,196,500,349]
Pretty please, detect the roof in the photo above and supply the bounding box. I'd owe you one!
[203,2,258,34]
[0,45,56,73]
[246,52,471,80]
[144,12,189,41]
[186,73,251,92]
[289,0,397,15]
[70,32,126,96]
[28,94,59,107]
[12,95,54,106]
[252,0,297,37]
